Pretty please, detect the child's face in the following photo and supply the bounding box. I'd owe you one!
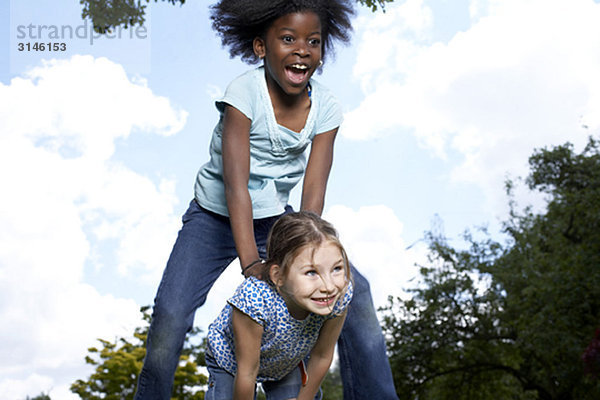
[275,241,347,320]
[253,11,322,97]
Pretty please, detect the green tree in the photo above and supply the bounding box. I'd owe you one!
[70,306,207,400]
[25,394,52,400]
[381,137,600,399]
[321,364,343,400]
[79,0,395,33]
[583,329,600,378]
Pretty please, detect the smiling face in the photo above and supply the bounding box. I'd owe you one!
[253,11,322,98]
[270,241,348,320]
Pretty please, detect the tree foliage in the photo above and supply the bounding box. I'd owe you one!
[70,305,207,400]
[381,137,600,399]
[25,394,52,400]
[583,329,600,378]
[79,0,394,33]
[356,0,394,12]
[321,363,343,399]
[80,0,185,33]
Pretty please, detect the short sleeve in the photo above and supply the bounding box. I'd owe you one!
[329,280,353,318]
[228,277,270,326]
[215,70,256,120]
[313,81,343,135]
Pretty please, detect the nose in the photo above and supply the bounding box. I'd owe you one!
[294,40,309,57]
[319,274,335,294]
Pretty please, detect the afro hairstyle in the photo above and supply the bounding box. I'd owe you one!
[210,0,355,65]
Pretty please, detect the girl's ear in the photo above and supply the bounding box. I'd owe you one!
[253,37,266,59]
[269,264,284,287]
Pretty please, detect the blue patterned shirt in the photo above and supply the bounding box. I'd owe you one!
[207,277,353,381]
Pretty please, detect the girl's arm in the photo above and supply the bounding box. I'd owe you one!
[300,128,338,216]
[232,307,263,400]
[296,312,347,400]
[221,105,262,276]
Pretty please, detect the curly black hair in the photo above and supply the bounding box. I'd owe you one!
[210,0,355,65]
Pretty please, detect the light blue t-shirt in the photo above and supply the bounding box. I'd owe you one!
[207,277,353,382]
[195,67,343,218]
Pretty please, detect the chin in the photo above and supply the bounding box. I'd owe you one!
[309,302,338,316]
[283,85,307,96]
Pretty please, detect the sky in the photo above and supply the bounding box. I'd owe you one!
[1,0,599,398]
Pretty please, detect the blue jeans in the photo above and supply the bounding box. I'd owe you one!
[205,349,322,400]
[134,200,397,399]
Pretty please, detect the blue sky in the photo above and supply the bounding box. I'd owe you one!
[1,0,599,398]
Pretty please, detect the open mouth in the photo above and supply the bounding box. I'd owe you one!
[285,63,310,85]
[312,295,337,306]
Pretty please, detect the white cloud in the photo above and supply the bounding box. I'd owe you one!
[324,205,426,310]
[0,375,54,400]
[197,259,243,333]
[206,83,225,102]
[343,0,600,215]
[0,55,187,398]
[351,0,433,96]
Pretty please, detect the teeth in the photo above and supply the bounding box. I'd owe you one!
[291,64,308,70]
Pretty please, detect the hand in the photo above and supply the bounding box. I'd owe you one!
[242,259,267,280]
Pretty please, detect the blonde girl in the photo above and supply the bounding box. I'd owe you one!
[207,211,352,400]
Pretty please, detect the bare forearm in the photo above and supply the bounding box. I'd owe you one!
[300,155,329,215]
[221,104,258,272]
[233,373,257,400]
[300,187,326,215]
[300,129,336,216]
[232,309,262,400]
[297,315,345,400]
[225,187,259,269]
[296,353,333,400]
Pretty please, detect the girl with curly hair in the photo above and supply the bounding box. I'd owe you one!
[134,1,397,399]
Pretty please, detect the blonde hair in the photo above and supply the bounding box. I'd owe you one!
[266,211,351,283]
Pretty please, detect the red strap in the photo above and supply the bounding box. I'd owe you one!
[298,360,308,386]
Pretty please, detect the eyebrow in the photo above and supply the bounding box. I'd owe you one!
[301,258,344,269]
[278,27,321,35]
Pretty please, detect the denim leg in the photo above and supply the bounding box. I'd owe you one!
[261,366,322,400]
[338,265,398,399]
[134,201,239,400]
